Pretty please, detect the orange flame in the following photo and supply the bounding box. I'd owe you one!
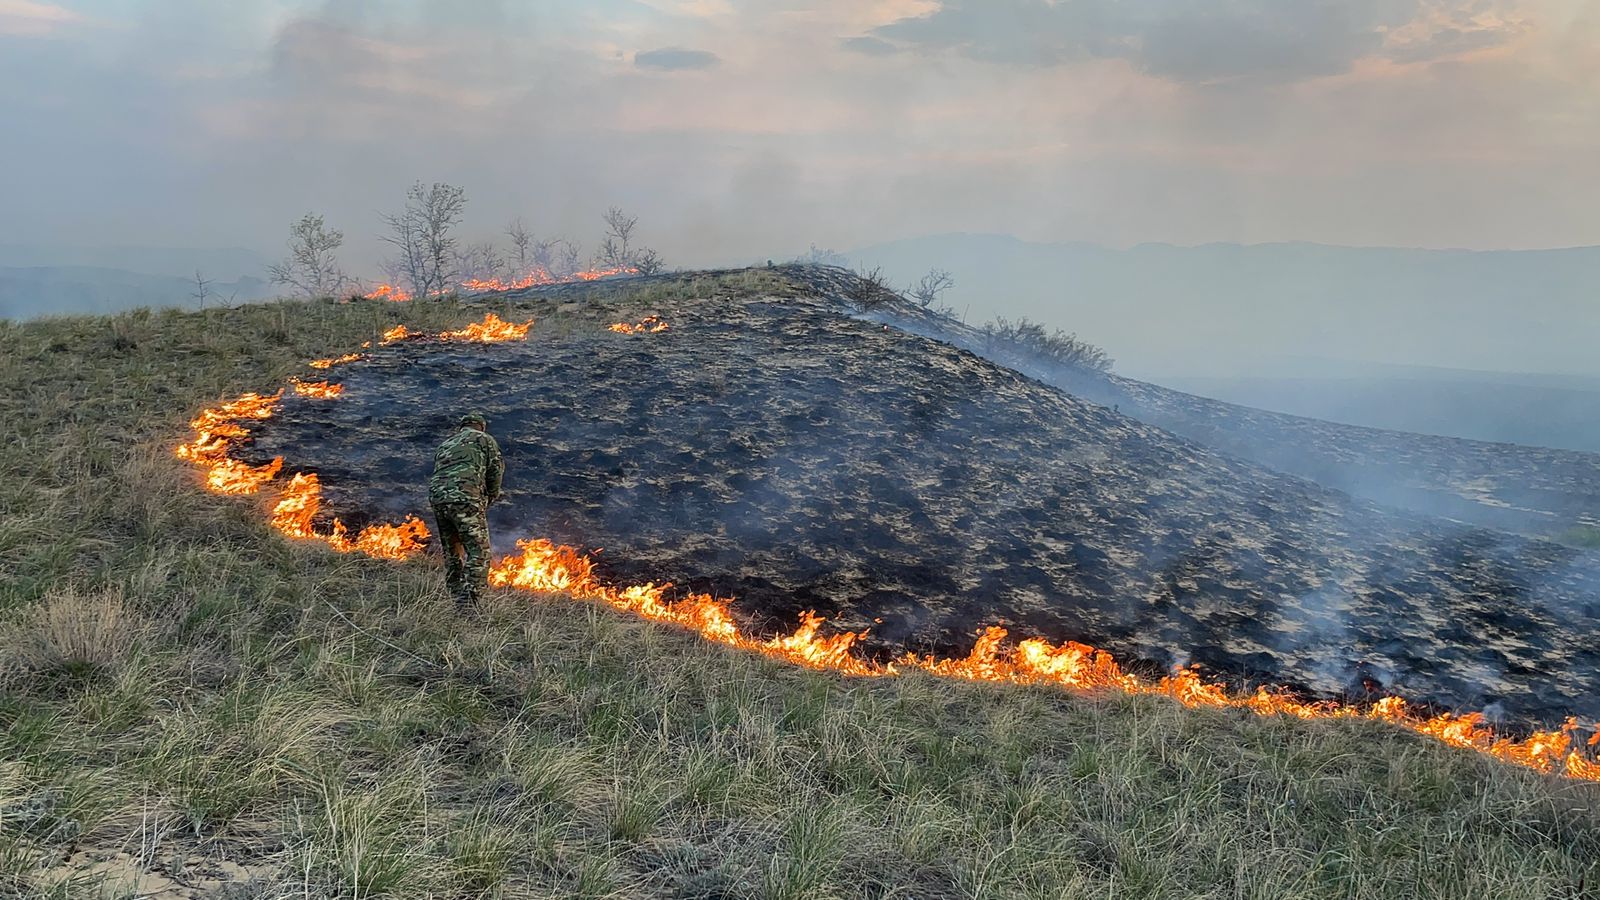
[205,457,284,495]
[269,473,429,560]
[290,378,344,399]
[174,391,284,495]
[608,315,669,334]
[437,313,532,343]
[381,324,413,344]
[174,325,1600,786]
[367,266,638,301]
[309,353,362,370]
[483,537,1600,781]
[366,284,412,302]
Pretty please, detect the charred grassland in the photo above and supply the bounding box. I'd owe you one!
[1,270,1598,899]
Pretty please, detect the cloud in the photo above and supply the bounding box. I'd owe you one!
[865,0,1525,84]
[634,46,721,70]
[841,34,900,56]
[0,0,83,36]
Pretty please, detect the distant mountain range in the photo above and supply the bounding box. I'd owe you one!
[0,244,277,319]
[0,266,274,319]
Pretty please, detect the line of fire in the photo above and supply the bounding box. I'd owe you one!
[175,306,1600,786]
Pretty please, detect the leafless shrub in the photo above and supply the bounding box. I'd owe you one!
[380,182,467,299]
[597,206,663,273]
[908,268,955,308]
[191,270,212,309]
[633,247,664,275]
[980,316,1113,373]
[556,240,583,278]
[795,244,848,267]
[846,267,896,311]
[268,213,349,298]
[454,240,506,284]
[506,218,533,273]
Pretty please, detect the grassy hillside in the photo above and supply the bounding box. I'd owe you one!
[2,271,1598,899]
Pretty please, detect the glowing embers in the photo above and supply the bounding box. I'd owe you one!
[609,315,670,334]
[367,265,640,301]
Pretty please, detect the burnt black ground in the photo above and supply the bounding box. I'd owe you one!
[867,287,1600,544]
[242,272,1600,727]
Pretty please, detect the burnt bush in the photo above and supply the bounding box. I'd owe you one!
[846,267,896,311]
[980,316,1113,374]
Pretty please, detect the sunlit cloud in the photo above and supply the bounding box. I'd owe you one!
[0,0,83,36]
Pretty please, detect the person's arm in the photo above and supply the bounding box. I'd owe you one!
[484,436,504,504]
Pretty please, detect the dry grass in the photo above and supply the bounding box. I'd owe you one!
[0,586,142,686]
[1,273,1598,898]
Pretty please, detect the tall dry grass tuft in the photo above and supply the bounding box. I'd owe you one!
[0,585,143,685]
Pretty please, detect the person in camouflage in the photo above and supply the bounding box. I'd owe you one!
[429,411,504,608]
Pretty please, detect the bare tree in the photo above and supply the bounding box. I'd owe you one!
[506,218,533,273]
[380,181,468,299]
[191,270,212,309]
[556,240,583,278]
[267,213,347,298]
[597,206,638,269]
[455,240,506,284]
[909,268,955,308]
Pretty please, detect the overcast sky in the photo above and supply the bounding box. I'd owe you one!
[3,0,1598,273]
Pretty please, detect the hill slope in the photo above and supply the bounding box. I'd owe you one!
[244,273,1600,726]
[1,270,1598,898]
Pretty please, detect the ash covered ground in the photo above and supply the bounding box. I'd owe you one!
[244,272,1600,726]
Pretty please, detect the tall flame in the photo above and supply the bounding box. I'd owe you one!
[438,313,532,343]
[174,315,1600,785]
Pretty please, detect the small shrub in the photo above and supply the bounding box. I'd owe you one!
[980,316,1113,374]
[846,267,895,311]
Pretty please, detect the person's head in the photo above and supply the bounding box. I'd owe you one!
[459,411,488,432]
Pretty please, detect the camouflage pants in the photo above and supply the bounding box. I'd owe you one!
[432,501,491,604]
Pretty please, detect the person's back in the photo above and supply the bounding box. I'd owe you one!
[430,427,502,506]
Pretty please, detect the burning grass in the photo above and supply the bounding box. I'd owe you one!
[172,304,1600,788]
[2,272,1599,897]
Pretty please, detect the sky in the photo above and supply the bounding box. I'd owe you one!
[2,0,1599,274]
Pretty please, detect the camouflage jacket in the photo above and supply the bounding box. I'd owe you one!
[429,428,504,507]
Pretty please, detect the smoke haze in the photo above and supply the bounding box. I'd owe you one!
[4,1,1598,264]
